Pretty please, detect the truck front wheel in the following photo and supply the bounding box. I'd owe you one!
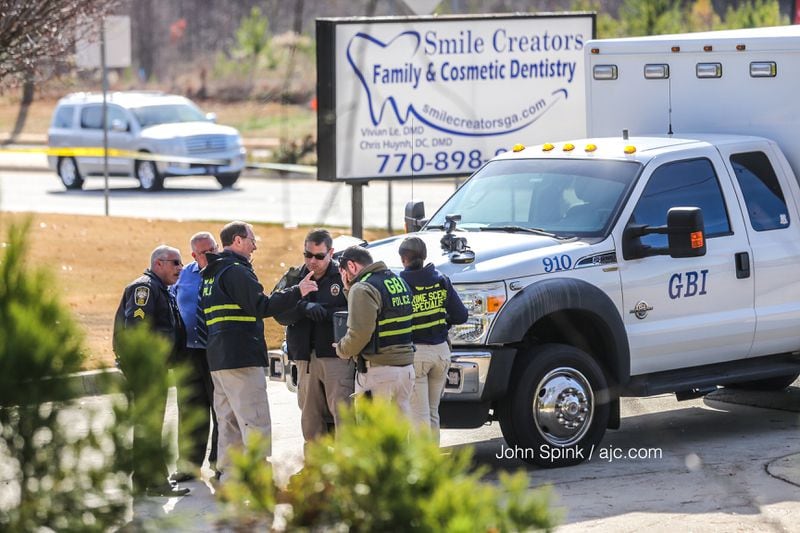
[498,343,610,468]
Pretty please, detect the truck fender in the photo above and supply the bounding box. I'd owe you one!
[488,277,630,386]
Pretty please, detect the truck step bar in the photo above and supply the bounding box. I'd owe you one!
[624,353,800,397]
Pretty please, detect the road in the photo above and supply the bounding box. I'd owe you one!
[64,380,800,531]
[0,168,460,231]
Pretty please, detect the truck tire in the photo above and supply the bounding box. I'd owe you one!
[498,343,610,468]
[727,373,799,391]
[135,159,163,191]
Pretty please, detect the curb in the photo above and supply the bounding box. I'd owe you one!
[51,368,125,401]
[0,136,280,149]
[0,160,286,178]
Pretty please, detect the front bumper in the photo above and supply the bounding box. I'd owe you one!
[268,347,494,400]
[269,344,517,405]
[159,149,246,177]
[441,350,492,401]
[443,346,516,402]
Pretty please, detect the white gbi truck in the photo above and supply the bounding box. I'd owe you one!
[274,25,800,467]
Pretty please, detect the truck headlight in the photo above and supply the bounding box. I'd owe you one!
[449,282,506,345]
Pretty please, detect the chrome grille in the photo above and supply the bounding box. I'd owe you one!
[185,135,227,153]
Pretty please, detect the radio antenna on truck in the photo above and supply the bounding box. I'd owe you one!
[667,77,674,135]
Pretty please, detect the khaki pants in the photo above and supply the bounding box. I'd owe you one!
[296,355,355,442]
[410,342,451,444]
[211,366,271,473]
[355,364,415,417]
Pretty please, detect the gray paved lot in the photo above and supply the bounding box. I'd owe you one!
[0,154,459,231]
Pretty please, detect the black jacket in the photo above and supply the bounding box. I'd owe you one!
[400,263,468,345]
[113,269,185,363]
[274,261,347,360]
[200,250,301,371]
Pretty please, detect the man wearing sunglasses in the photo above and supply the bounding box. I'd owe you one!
[274,229,352,448]
[200,221,318,481]
[113,244,189,497]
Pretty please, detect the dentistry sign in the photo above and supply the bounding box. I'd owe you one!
[316,13,595,181]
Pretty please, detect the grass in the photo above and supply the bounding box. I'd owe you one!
[0,96,56,137]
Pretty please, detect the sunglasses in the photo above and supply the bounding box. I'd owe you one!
[303,250,329,260]
[159,258,183,266]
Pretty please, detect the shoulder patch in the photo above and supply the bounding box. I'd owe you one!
[134,285,150,306]
[330,283,341,297]
[272,265,303,293]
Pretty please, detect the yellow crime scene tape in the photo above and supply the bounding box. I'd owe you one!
[0,145,317,174]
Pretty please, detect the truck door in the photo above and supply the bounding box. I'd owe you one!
[718,141,800,356]
[616,149,755,375]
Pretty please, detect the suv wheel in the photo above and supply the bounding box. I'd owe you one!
[135,159,163,191]
[497,343,610,468]
[215,172,240,188]
[57,157,84,190]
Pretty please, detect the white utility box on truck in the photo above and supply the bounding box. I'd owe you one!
[273,26,800,467]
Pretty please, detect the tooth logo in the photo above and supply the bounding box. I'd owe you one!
[346,31,569,137]
[347,31,423,126]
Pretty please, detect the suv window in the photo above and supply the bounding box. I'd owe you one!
[730,151,789,231]
[631,158,731,249]
[52,105,74,128]
[131,104,206,127]
[80,105,103,129]
[80,105,128,130]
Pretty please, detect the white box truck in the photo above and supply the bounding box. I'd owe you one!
[273,25,800,467]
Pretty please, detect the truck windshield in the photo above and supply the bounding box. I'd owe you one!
[426,158,642,237]
[132,104,207,127]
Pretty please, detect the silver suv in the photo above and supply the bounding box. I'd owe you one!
[47,91,246,191]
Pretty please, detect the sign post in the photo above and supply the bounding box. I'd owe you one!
[76,16,131,215]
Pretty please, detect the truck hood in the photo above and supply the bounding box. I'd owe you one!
[366,231,597,283]
[140,121,239,140]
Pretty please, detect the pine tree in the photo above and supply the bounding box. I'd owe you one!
[0,219,127,530]
[0,218,189,530]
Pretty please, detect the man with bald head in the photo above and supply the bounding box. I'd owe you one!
[114,244,189,498]
[171,232,220,482]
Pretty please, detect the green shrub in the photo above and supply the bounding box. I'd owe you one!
[0,220,128,531]
[219,398,558,532]
[113,327,198,493]
[0,219,196,530]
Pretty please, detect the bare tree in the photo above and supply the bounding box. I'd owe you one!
[0,0,119,87]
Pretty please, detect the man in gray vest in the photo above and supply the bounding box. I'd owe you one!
[334,246,415,415]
